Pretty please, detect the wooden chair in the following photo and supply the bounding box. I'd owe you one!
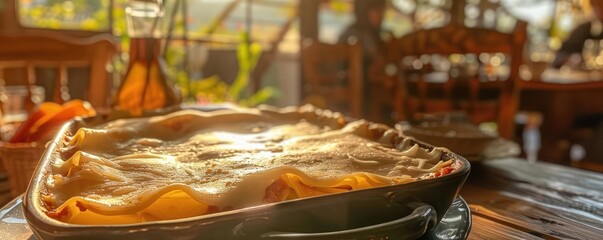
[0,34,115,201]
[393,21,527,139]
[362,35,400,125]
[0,34,115,110]
[300,39,363,118]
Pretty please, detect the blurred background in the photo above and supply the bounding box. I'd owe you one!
[1,0,584,106]
[0,0,602,171]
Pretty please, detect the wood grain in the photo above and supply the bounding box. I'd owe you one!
[469,214,543,240]
[463,158,603,240]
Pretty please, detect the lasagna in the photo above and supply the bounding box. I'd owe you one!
[40,105,459,225]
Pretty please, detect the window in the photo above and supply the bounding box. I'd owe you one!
[18,0,115,31]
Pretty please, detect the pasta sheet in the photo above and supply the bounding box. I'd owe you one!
[42,106,454,224]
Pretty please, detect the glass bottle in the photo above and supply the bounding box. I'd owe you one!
[115,0,179,115]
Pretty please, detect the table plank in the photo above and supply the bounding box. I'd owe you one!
[469,214,543,240]
[463,158,603,240]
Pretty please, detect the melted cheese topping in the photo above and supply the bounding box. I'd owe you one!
[42,106,455,225]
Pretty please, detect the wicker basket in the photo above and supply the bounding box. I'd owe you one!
[0,141,46,197]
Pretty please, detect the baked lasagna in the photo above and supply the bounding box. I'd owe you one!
[40,105,460,225]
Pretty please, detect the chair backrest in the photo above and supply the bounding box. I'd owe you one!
[394,21,527,138]
[300,39,363,118]
[0,34,115,111]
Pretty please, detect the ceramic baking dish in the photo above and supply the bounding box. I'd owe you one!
[22,109,470,240]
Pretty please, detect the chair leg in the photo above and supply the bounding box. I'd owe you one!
[24,63,37,113]
[393,86,407,121]
[498,88,518,139]
[53,65,69,104]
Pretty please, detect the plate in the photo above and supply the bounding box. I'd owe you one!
[463,138,521,162]
[423,197,472,240]
[0,196,471,240]
[540,68,595,84]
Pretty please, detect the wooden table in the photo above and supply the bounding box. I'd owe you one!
[517,74,603,164]
[463,158,603,239]
[2,157,600,239]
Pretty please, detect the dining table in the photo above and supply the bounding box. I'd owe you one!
[518,68,603,164]
[464,157,603,239]
[0,157,601,239]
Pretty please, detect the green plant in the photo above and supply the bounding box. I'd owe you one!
[173,33,278,107]
[18,0,117,30]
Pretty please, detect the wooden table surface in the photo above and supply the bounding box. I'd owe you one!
[462,158,603,240]
[1,157,599,239]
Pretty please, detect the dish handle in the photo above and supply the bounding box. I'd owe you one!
[258,202,437,240]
